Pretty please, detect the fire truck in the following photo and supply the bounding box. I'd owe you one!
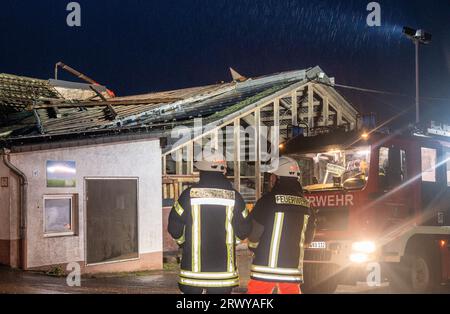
[278,123,450,293]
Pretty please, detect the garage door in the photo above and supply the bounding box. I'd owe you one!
[86,178,138,264]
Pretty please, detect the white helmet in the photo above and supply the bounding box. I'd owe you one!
[194,150,227,173]
[269,156,300,178]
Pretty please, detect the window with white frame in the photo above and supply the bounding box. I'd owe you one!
[421,148,437,183]
[44,195,76,236]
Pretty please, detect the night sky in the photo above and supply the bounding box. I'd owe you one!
[1,0,449,124]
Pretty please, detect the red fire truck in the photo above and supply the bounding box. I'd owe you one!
[279,124,450,293]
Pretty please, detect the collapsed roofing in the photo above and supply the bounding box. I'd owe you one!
[0,66,351,148]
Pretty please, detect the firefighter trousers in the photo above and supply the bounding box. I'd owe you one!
[247,279,302,294]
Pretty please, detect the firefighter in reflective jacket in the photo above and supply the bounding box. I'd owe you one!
[247,157,317,294]
[168,152,251,294]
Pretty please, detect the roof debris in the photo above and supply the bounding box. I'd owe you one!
[0,66,346,148]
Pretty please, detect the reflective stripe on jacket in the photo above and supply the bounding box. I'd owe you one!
[248,177,317,284]
[168,171,251,288]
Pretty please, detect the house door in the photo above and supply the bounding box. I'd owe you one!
[86,178,138,264]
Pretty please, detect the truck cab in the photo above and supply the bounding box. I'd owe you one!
[278,127,450,293]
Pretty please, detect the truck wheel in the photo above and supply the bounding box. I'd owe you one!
[389,251,439,293]
[409,253,439,293]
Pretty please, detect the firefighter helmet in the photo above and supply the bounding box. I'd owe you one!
[194,151,227,173]
[269,156,300,178]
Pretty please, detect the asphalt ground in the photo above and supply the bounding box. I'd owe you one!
[0,250,394,294]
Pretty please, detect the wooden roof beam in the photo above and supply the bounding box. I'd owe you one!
[26,97,183,110]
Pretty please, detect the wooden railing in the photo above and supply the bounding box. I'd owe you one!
[162,175,199,206]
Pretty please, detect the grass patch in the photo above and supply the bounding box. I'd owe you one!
[163,262,179,272]
[46,266,66,277]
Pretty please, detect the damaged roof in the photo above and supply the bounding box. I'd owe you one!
[0,66,329,146]
[0,73,62,113]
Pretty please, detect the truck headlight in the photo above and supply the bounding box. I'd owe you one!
[349,241,376,264]
[351,241,376,254]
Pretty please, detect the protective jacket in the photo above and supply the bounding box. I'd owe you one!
[168,171,251,288]
[248,177,317,283]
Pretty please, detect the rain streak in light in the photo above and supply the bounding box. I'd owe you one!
[185,0,412,60]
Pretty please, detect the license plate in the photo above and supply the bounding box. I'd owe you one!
[309,241,327,249]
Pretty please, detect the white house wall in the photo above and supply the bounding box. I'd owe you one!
[6,139,162,271]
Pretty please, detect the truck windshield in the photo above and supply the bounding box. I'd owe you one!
[291,146,371,191]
